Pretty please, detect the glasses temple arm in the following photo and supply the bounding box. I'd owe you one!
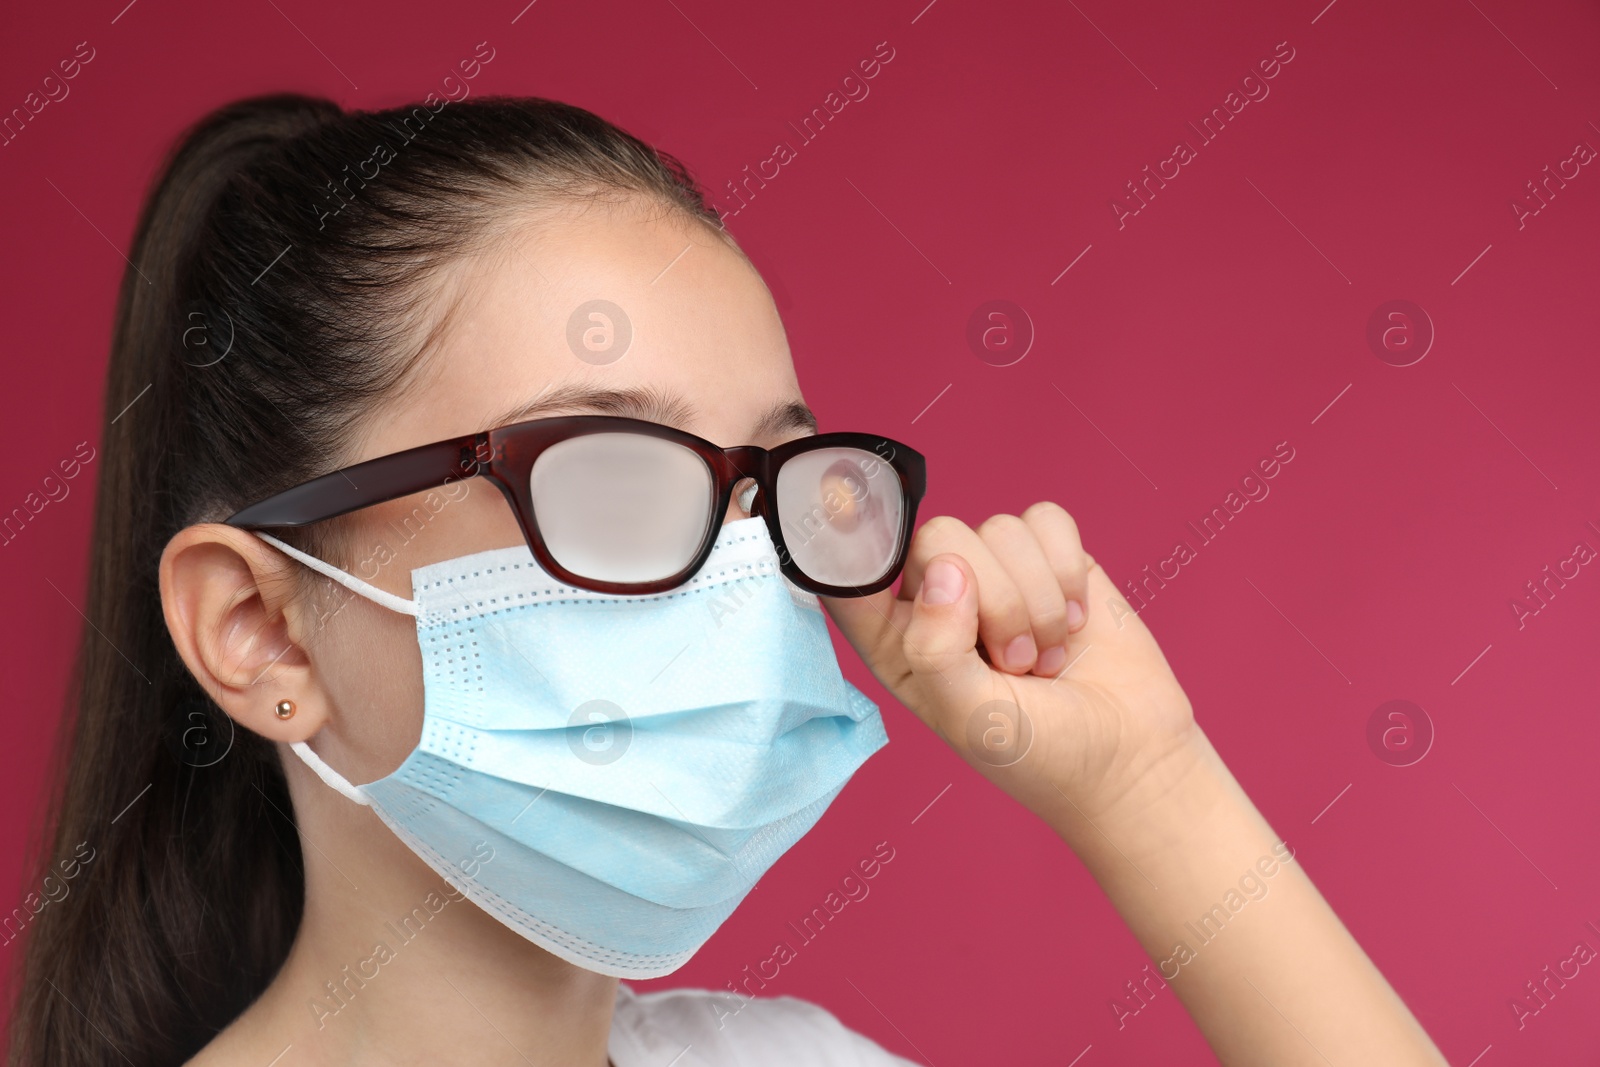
[224,434,485,529]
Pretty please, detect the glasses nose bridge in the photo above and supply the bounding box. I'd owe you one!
[721,444,771,488]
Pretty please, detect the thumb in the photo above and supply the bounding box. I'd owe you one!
[900,553,993,737]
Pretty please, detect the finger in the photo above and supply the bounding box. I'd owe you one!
[900,551,992,735]
[974,514,1071,678]
[902,517,1036,675]
[1021,501,1091,635]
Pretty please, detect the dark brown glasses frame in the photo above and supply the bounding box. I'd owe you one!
[225,414,928,597]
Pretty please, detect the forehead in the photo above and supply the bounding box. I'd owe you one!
[357,197,806,462]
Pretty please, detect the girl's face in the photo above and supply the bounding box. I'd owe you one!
[284,198,817,787]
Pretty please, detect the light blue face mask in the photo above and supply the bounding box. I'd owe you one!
[260,516,888,979]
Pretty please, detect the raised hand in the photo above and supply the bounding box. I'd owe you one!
[822,501,1199,824]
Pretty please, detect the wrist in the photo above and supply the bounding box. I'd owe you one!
[1048,722,1232,868]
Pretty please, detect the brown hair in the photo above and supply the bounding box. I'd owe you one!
[6,91,725,1066]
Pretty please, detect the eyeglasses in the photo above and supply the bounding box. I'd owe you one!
[225,415,928,597]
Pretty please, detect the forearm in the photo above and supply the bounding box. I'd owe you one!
[1045,725,1446,1066]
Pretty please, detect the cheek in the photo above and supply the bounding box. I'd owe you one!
[319,597,426,782]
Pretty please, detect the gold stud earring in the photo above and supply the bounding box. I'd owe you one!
[274,699,297,720]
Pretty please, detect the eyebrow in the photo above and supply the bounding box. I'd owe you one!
[482,384,819,442]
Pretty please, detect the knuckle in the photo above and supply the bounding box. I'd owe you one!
[1030,602,1071,634]
[976,512,1027,539]
[917,514,970,543]
[1056,555,1090,586]
[902,631,956,678]
[1024,500,1079,535]
[1022,499,1070,523]
[980,590,1031,632]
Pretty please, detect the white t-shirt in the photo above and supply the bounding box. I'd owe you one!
[608,983,924,1066]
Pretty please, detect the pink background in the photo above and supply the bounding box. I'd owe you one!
[4,0,1599,1063]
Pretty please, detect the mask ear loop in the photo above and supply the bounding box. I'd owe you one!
[289,741,371,806]
[255,532,419,616]
[253,531,417,807]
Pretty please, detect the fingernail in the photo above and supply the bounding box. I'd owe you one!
[1036,644,1066,675]
[1066,600,1085,630]
[1004,633,1036,670]
[923,560,964,605]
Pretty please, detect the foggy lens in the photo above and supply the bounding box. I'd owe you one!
[530,433,715,584]
[775,446,904,587]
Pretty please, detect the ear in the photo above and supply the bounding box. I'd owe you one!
[159,523,330,744]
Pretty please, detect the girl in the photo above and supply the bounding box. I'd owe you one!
[7,94,1447,1066]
